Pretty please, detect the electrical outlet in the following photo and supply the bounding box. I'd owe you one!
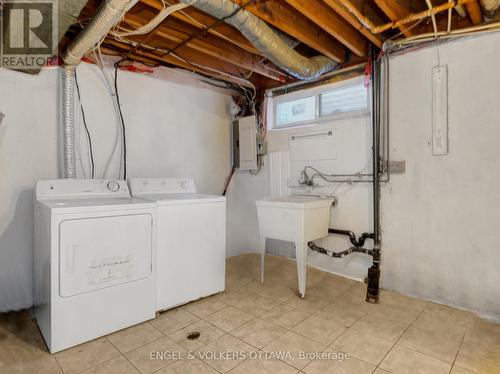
[388,160,406,173]
[257,139,267,155]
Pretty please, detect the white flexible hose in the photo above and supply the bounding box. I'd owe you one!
[94,49,124,179]
[111,2,193,38]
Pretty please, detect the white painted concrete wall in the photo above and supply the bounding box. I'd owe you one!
[225,162,271,257]
[381,32,500,321]
[0,64,232,312]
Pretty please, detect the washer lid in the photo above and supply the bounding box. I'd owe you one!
[36,179,131,199]
[138,193,226,205]
[38,197,156,213]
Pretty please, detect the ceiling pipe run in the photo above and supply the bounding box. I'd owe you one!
[60,0,137,178]
[179,0,337,80]
[339,0,475,34]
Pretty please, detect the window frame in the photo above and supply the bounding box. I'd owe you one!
[270,76,370,131]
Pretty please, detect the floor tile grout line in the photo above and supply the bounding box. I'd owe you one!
[300,308,372,373]
[12,255,498,374]
[52,353,67,374]
[374,305,427,371]
[104,335,144,374]
[447,333,466,374]
[30,316,67,374]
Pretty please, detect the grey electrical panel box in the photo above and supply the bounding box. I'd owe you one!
[388,160,406,173]
[237,116,258,171]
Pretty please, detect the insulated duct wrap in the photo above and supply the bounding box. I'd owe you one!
[63,0,136,65]
[480,0,500,17]
[180,0,337,80]
[60,0,137,178]
[61,65,76,179]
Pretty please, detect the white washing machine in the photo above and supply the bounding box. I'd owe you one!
[34,179,157,353]
[128,178,226,311]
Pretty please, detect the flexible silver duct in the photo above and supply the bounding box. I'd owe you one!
[180,0,337,80]
[61,66,76,179]
[480,0,500,18]
[63,0,137,65]
[60,0,137,178]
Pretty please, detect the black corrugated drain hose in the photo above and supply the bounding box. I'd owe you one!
[307,242,374,259]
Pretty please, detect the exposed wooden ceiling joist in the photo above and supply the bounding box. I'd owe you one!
[323,0,384,48]
[105,38,256,87]
[374,0,417,37]
[139,0,263,55]
[465,0,483,24]
[64,0,489,90]
[284,0,368,57]
[231,0,347,62]
[122,13,285,81]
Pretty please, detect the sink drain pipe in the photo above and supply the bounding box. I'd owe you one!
[307,242,374,258]
[307,228,375,258]
[328,229,374,247]
[307,52,382,303]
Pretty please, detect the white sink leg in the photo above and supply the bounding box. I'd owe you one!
[296,242,307,298]
[260,236,266,284]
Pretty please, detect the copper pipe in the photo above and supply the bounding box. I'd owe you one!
[338,0,475,34]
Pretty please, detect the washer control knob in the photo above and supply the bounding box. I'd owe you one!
[107,181,120,192]
[180,180,190,190]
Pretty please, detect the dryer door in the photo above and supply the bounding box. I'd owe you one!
[59,214,153,297]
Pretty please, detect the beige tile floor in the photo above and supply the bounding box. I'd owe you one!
[1,253,500,374]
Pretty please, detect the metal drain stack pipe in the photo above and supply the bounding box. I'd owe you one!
[366,50,381,303]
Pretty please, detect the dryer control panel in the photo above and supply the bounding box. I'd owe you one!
[128,178,197,196]
[36,179,131,199]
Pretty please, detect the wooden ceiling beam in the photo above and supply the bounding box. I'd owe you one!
[231,0,346,63]
[122,14,285,81]
[374,0,416,37]
[284,0,367,57]
[322,0,383,48]
[104,38,255,87]
[465,0,483,24]
[139,0,262,55]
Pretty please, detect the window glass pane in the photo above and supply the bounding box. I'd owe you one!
[320,83,368,116]
[277,96,316,126]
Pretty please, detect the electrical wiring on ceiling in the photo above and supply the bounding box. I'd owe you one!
[105,34,256,89]
[111,1,192,40]
[74,69,95,179]
[161,0,258,57]
[162,0,262,55]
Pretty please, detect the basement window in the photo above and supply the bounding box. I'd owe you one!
[271,76,369,129]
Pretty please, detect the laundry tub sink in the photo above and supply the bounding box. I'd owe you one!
[256,196,335,298]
